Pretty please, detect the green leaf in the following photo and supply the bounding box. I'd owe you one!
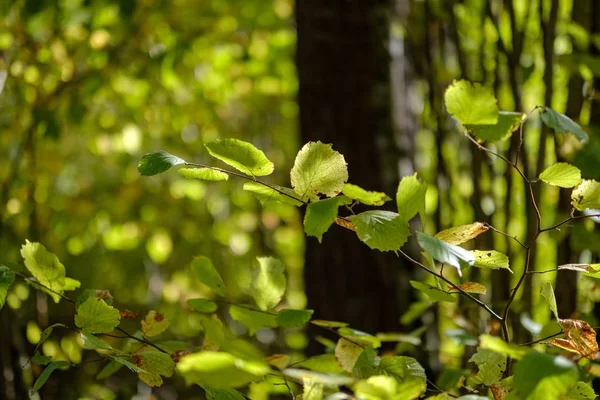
[202,386,247,400]
[290,141,348,201]
[571,180,600,211]
[75,297,121,334]
[471,250,512,272]
[342,183,391,206]
[187,298,218,313]
[513,352,578,399]
[205,138,274,177]
[32,360,69,394]
[540,107,589,143]
[302,378,324,400]
[410,281,457,303]
[304,197,345,242]
[111,356,145,373]
[31,352,53,366]
[191,256,226,297]
[276,309,314,328]
[229,305,278,335]
[20,240,69,303]
[294,354,346,374]
[353,346,379,379]
[80,332,117,351]
[466,111,524,142]
[396,173,427,222]
[469,348,506,385]
[435,222,489,245]
[242,182,304,206]
[354,375,402,398]
[0,266,15,310]
[335,338,367,373]
[135,350,175,387]
[376,356,427,399]
[141,310,169,337]
[565,382,596,400]
[310,320,349,328]
[541,282,559,319]
[178,168,229,181]
[444,80,499,125]
[34,323,68,356]
[539,163,582,188]
[283,368,354,387]
[177,351,270,388]
[348,211,410,252]
[479,335,529,360]
[417,232,475,276]
[138,150,185,176]
[251,257,286,311]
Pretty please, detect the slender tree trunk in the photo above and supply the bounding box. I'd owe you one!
[296,0,401,341]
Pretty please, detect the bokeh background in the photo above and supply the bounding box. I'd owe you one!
[1,0,600,398]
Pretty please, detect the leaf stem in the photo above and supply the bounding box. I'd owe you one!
[484,223,528,249]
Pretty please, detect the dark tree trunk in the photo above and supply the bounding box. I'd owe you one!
[296,0,401,340]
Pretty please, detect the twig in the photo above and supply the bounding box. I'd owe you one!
[115,327,169,354]
[484,223,528,249]
[518,330,563,346]
[539,213,600,234]
[426,379,458,398]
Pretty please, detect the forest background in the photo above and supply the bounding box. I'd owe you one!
[1,0,600,399]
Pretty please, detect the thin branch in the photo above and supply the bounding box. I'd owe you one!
[464,134,528,183]
[484,223,528,249]
[426,379,458,398]
[519,330,563,346]
[214,300,278,316]
[515,106,542,165]
[184,162,307,205]
[398,250,503,322]
[16,273,76,305]
[539,213,600,234]
[115,327,169,354]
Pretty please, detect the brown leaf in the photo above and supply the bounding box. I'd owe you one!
[553,319,599,360]
[448,282,487,295]
[95,289,113,300]
[491,382,508,400]
[171,350,191,363]
[334,217,356,231]
[267,354,290,370]
[120,309,139,319]
[435,222,489,245]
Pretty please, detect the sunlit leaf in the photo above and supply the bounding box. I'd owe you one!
[469,348,506,385]
[304,197,348,242]
[417,232,474,276]
[539,163,582,188]
[335,338,366,373]
[20,240,71,303]
[435,222,488,245]
[354,375,403,399]
[141,310,169,337]
[471,250,511,272]
[276,309,314,328]
[191,256,226,297]
[376,356,427,398]
[138,150,185,176]
[571,180,600,211]
[178,168,229,181]
[513,352,578,399]
[0,266,15,310]
[266,354,291,370]
[448,282,487,295]
[466,111,524,142]
[242,182,304,206]
[479,335,529,360]
[205,138,274,176]
[541,282,559,319]
[349,211,410,252]
[540,107,589,143]
[291,141,348,201]
[283,368,354,387]
[294,354,346,374]
[553,319,598,360]
[251,257,286,311]
[342,183,391,206]
[202,385,247,400]
[444,80,499,125]
[32,361,70,394]
[396,173,427,222]
[177,351,270,388]
[410,281,457,303]
[229,305,278,335]
[75,297,121,334]
[303,377,324,400]
[564,382,596,400]
[311,320,348,328]
[133,350,175,387]
[80,332,117,351]
[187,298,218,313]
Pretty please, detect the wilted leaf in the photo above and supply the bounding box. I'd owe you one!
[138,150,185,176]
[553,319,598,360]
[444,80,499,125]
[133,351,175,387]
[541,282,559,319]
[396,173,427,222]
[540,107,589,143]
[75,298,121,334]
[471,250,511,272]
[178,168,229,181]
[417,232,475,276]
[191,256,226,297]
[349,210,410,252]
[571,180,600,211]
[435,222,488,245]
[205,138,274,176]
[539,163,582,188]
[251,257,286,311]
[141,311,169,337]
[448,282,487,295]
[342,183,391,206]
[291,141,348,201]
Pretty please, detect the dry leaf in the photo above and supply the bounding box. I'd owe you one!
[551,319,599,360]
[449,282,487,295]
[435,222,489,245]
